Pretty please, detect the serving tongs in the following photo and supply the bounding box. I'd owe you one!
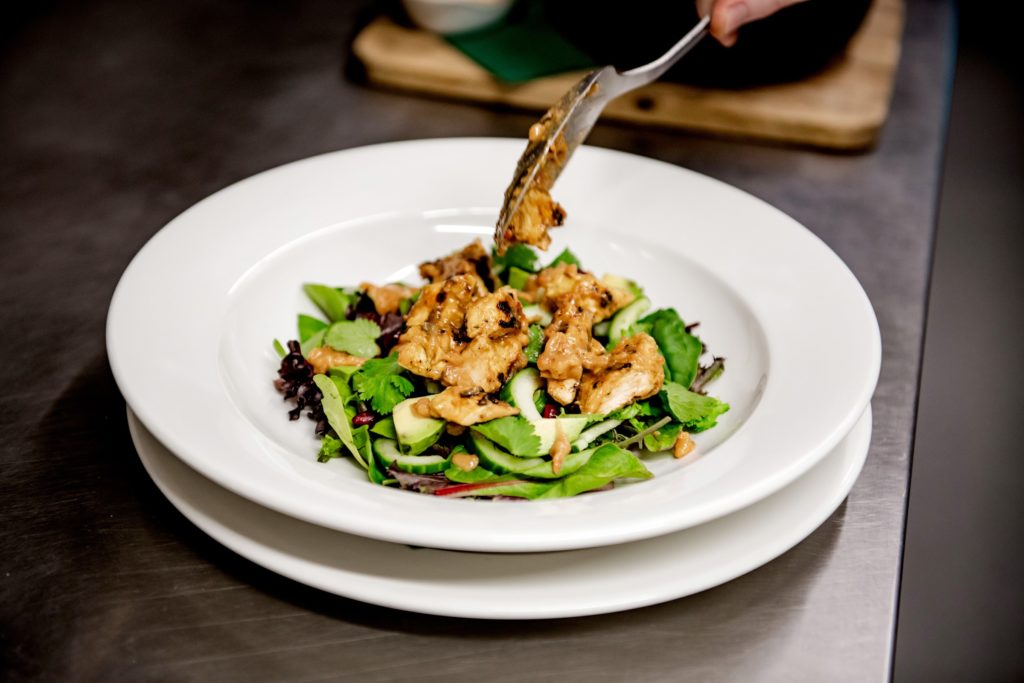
[494,16,711,253]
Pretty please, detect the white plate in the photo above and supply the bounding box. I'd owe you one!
[107,138,880,552]
[129,406,871,619]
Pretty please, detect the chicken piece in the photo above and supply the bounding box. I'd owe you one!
[420,387,520,427]
[397,275,485,381]
[502,186,565,252]
[396,278,529,394]
[496,131,569,254]
[359,282,417,316]
[526,264,633,323]
[536,305,607,405]
[306,347,367,375]
[577,333,665,415]
[419,240,499,290]
[441,288,529,392]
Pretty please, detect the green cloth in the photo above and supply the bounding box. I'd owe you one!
[445,1,597,83]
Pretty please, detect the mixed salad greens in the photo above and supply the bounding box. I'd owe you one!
[274,243,728,500]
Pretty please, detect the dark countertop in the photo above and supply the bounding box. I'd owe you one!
[0,1,953,680]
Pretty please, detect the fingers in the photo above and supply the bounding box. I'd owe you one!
[699,0,808,47]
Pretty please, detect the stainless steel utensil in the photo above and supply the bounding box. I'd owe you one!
[494,16,711,252]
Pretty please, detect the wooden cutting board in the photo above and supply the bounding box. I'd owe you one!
[352,0,904,150]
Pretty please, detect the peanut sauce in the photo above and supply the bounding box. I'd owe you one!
[549,420,570,474]
[451,452,479,472]
[673,431,695,459]
[306,347,367,375]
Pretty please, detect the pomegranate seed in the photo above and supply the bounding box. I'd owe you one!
[352,411,377,426]
[542,403,558,419]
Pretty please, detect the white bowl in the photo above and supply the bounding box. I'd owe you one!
[402,0,514,35]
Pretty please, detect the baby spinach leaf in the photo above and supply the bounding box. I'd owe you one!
[298,313,328,342]
[303,284,352,322]
[641,308,702,388]
[660,381,730,432]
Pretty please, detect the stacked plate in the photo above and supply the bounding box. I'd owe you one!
[107,139,880,619]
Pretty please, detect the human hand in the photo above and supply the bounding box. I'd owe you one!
[696,0,809,46]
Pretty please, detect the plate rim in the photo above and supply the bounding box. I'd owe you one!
[107,137,881,552]
[128,405,871,620]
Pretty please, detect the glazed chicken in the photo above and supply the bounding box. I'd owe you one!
[359,282,418,316]
[532,263,635,405]
[418,387,520,427]
[502,186,565,252]
[526,263,633,323]
[577,333,665,415]
[496,131,569,254]
[419,239,499,290]
[396,273,529,424]
[397,274,483,382]
[537,306,607,405]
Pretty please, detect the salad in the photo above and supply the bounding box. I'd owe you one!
[274,240,729,500]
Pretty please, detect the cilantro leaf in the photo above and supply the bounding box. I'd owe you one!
[493,244,538,273]
[548,247,581,268]
[471,416,541,457]
[324,319,381,358]
[660,381,730,432]
[524,324,545,363]
[351,354,415,414]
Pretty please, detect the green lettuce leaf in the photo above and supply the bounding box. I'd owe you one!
[537,444,652,498]
[303,284,352,322]
[312,374,366,469]
[640,308,702,388]
[370,416,397,439]
[300,328,326,358]
[324,319,381,358]
[298,313,328,342]
[643,422,684,452]
[444,465,506,484]
[548,247,581,268]
[524,324,545,363]
[660,381,730,432]
[493,244,538,273]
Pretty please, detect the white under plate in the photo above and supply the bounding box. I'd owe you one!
[107,138,880,552]
[129,406,871,620]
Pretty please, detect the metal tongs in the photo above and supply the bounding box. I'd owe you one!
[494,16,711,252]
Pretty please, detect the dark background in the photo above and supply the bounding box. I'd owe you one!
[893,3,1024,680]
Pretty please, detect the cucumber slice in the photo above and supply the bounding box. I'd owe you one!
[519,447,596,479]
[502,368,543,421]
[608,296,651,347]
[573,418,622,451]
[593,320,611,338]
[529,416,589,455]
[507,267,531,290]
[470,432,546,474]
[372,438,449,474]
[469,432,594,478]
